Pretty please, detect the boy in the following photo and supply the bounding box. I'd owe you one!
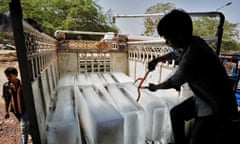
[2,67,29,144]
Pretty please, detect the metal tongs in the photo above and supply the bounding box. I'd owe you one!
[134,71,150,102]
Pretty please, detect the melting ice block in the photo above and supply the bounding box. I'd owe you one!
[46,86,81,144]
[75,72,133,88]
[76,73,109,87]
[101,73,117,84]
[76,86,124,144]
[111,72,134,83]
[88,73,108,86]
[122,83,173,143]
[57,73,76,88]
[106,84,145,144]
[76,73,92,86]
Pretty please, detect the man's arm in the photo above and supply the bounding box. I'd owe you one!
[147,79,181,92]
[2,83,10,119]
[147,49,187,91]
[148,52,174,71]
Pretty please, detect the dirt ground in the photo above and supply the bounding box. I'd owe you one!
[0,50,32,144]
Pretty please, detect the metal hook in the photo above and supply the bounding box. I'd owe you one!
[134,71,150,102]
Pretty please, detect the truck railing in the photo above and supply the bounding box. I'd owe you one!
[9,1,58,143]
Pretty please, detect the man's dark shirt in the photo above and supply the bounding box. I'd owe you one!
[167,36,237,119]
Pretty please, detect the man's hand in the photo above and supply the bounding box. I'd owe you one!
[148,53,174,71]
[147,83,159,91]
[4,112,10,119]
[148,59,159,71]
[147,82,169,92]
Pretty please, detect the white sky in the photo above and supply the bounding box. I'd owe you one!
[96,0,240,35]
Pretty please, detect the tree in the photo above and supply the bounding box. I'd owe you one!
[192,17,240,53]
[144,2,240,53]
[0,0,118,37]
[144,2,175,36]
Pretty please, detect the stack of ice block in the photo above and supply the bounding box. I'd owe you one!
[46,86,81,144]
[105,84,145,144]
[75,72,147,144]
[122,83,174,144]
[75,86,124,144]
[51,72,182,144]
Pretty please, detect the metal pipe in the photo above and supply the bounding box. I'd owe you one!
[112,13,164,24]
[55,30,107,35]
[113,11,225,54]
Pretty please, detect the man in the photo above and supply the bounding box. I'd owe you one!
[2,67,29,144]
[147,9,237,144]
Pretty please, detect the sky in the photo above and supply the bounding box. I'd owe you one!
[96,0,240,35]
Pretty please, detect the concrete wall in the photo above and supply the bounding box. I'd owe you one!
[111,52,128,75]
[57,51,129,75]
[58,53,78,75]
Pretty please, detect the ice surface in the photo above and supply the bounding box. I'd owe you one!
[76,73,110,87]
[76,86,124,144]
[75,72,134,87]
[46,86,81,144]
[101,73,117,84]
[76,73,93,86]
[106,84,145,144]
[121,83,173,143]
[111,72,134,83]
[88,73,108,86]
[57,73,76,87]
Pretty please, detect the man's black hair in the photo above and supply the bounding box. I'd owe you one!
[4,67,18,75]
[157,9,193,38]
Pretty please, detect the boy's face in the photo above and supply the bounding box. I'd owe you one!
[6,74,18,83]
[164,35,185,50]
[164,34,179,48]
[165,37,179,49]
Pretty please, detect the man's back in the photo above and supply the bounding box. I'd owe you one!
[184,36,237,118]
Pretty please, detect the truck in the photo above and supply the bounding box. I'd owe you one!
[1,0,239,144]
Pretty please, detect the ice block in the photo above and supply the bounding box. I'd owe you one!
[57,73,76,88]
[122,83,173,143]
[46,86,81,144]
[111,72,134,83]
[106,84,145,144]
[76,86,124,144]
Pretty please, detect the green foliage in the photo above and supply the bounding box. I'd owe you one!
[0,0,9,12]
[144,2,175,36]
[193,17,240,53]
[192,17,217,36]
[144,2,240,53]
[221,40,239,53]
[0,0,118,37]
